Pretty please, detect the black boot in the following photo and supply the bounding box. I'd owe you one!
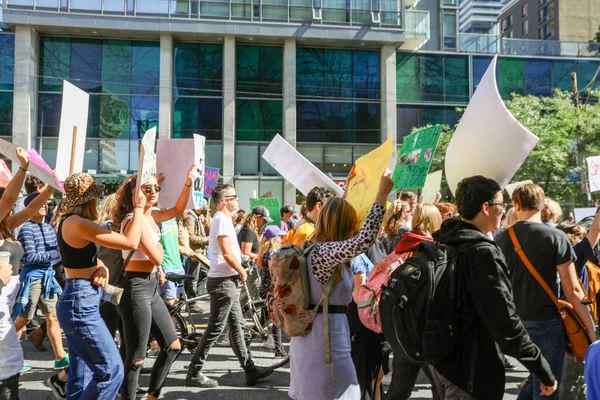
[244,359,274,386]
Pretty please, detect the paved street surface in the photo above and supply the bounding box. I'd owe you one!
[19,298,529,399]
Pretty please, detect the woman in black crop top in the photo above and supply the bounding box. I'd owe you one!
[55,173,146,400]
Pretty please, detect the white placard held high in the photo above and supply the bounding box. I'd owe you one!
[192,134,206,209]
[156,138,195,209]
[587,156,600,192]
[444,57,539,195]
[574,207,597,223]
[136,127,157,195]
[421,171,443,204]
[262,134,343,196]
[55,81,90,180]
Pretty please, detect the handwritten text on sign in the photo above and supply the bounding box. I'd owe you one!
[587,156,600,192]
[392,125,442,191]
[204,167,219,197]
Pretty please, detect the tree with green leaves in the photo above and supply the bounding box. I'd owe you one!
[429,88,600,206]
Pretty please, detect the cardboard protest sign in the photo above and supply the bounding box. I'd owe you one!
[204,167,219,197]
[346,136,394,222]
[156,138,195,209]
[421,171,443,204]
[392,126,443,191]
[0,160,13,187]
[504,180,533,197]
[55,81,90,181]
[0,139,64,192]
[192,135,206,209]
[262,134,343,197]
[445,56,539,195]
[249,197,281,227]
[574,207,597,222]
[260,190,274,198]
[136,127,157,195]
[587,156,600,192]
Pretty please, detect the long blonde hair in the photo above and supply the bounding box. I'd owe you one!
[311,197,357,243]
[97,193,117,223]
[242,213,261,239]
[412,204,442,236]
[257,237,281,270]
[60,198,99,223]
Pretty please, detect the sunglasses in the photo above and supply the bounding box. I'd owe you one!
[223,195,238,201]
[143,185,161,194]
[488,201,508,211]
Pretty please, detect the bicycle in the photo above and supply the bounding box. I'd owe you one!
[164,259,290,368]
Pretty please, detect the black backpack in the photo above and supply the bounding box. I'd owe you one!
[379,240,479,366]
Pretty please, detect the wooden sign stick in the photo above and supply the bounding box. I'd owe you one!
[69,126,78,176]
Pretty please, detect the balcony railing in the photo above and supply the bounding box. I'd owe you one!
[1,0,404,28]
[401,9,429,50]
[458,34,600,58]
[459,32,498,54]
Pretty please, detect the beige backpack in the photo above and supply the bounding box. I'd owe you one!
[266,241,340,363]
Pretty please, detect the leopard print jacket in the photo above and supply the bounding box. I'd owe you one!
[310,203,385,285]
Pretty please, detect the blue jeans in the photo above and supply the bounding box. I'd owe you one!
[518,318,565,400]
[57,279,124,400]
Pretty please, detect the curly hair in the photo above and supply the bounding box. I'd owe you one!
[257,237,282,270]
[112,175,138,232]
[306,187,335,212]
[241,213,261,240]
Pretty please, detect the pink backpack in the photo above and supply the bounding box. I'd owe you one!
[357,250,412,333]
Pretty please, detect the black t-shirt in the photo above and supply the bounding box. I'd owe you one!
[496,221,576,322]
[237,226,259,254]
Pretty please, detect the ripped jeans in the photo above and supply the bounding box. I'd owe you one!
[118,272,179,400]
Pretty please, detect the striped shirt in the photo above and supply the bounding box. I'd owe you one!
[17,221,61,268]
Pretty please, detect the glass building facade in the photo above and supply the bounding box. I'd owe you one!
[0,33,14,140]
[1,28,600,195]
[37,37,160,171]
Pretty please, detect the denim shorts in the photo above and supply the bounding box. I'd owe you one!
[159,265,186,300]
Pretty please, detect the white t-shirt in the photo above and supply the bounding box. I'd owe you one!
[208,211,241,278]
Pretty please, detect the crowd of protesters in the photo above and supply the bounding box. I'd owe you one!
[2,145,600,400]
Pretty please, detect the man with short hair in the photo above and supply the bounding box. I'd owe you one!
[13,193,69,371]
[496,184,595,399]
[280,205,295,232]
[431,175,556,399]
[186,184,273,388]
[284,187,334,246]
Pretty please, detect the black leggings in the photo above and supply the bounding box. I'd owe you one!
[118,272,179,400]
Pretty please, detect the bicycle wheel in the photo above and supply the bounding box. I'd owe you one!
[244,302,290,368]
[173,311,203,355]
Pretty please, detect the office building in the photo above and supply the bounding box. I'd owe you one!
[0,0,599,208]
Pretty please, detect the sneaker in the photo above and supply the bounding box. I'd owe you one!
[245,362,274,386]
[186,369,219,388]
[274,349,289,358]
[20,364,32,373]
[504,357,517,371]
[265,335,275,350]
[190,303,204,314]
[217,338,230,347]
[54,354,70,370]
[46,374,67,399]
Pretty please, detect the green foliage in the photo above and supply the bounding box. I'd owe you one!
[429,89,600,206]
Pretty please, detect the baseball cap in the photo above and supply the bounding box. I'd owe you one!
[252,206,273,222]
[263,225,286,239]
[280,205,294,215]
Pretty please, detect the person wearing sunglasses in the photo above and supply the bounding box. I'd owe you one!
[111,166,195,400]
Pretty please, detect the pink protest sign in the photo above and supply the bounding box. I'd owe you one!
[26,148,65,192]
[0,160,13,187]
[204,167,219,197]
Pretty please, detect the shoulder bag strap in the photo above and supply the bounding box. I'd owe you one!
[508,226,561,310]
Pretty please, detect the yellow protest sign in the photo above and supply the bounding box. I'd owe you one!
[346,136,394,223]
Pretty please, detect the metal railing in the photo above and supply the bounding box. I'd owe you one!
[458,34,600,58]
[404,9,429,39]
[2,0,405,28]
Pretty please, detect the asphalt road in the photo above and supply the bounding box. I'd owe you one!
[18,298,529,400]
